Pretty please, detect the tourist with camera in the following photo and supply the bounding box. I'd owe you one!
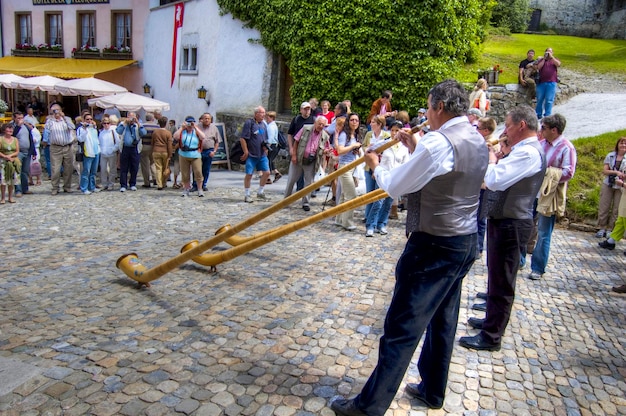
[595,137,626,238]
[535,47,561,119]
[173,116,205,197]
[116,112,147,192]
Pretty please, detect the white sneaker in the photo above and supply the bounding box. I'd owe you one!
[378,227,388,235]
[92,188,101,193]
[595,229,606,238]
[256,192,270,201]
[198,190,204,197]
[181,189,189,197]
[365,229,374,237]
[130,186,137,191]
[120,187,126,192]
[244,195,254,203]
[82,190,91,195]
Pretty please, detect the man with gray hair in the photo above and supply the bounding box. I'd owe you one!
[460,105,546,352]
[284,116,330,211]
[331,79,488,415]
[44,103,76,195]
[240,106,271,202]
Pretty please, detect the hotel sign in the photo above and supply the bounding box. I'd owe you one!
[33,0,110,5]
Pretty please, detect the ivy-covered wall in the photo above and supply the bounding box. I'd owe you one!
[217,0,493,117]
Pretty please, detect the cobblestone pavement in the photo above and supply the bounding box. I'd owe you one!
[0,172,625,416]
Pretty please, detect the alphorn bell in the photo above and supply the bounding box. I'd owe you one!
[117,136,403,286]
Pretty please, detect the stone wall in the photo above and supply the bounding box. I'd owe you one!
[483,80,582,124]
[216,113,292,172]
[530,0,626,39]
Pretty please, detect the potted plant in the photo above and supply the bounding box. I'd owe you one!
[72,44,101,59]
[0,99,8,118]
[102,45,132,59]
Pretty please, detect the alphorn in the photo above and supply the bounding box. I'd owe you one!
[180,189,387,267]
[117,136,402,286]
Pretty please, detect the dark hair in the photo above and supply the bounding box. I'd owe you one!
[428,79,468,118]
[614,137,626,153]
[381,90,392,99]
[478,117,497,133]
[342,113,362,143]
[528,49,535,54]
[541,113,566,135]
[13,111,23,117]
[335,102,347,116]
[1,123,13,134]
[158,117,168,128]
[508,105,538,132]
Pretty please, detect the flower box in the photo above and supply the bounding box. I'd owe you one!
[102,52,133,60]
[72,51,101,59]
[478,70,500,84]
[12,49,64,58]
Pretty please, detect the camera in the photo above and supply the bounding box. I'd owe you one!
[303,153,316,165]
[608,175,617,187]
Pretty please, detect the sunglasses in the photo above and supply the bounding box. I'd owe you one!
[102,122,110,125]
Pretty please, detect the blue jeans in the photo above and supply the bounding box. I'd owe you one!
[201,148,214,188]
[530,213,556,274]
[364,171,377,221]
[535,81,557,119]
[354,232,477,414]
[44,146,51,177]
[15,151,30,194]
[80,155,100,192]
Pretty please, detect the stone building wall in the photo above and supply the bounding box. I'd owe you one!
[530,0,626,39]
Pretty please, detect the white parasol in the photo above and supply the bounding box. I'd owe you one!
[54,77,127,96]
[88,92,170,112]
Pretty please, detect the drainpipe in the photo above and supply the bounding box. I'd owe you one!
[0,0,4,57]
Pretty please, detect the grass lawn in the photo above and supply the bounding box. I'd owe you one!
[458,33,626,85]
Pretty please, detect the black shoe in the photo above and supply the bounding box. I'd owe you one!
[329,397,367,416]
[472,302,486,312]
[476,292,487,300]
[190,187,198,192]
[404,383,443,409]
[599,240,616,250]
[459,333,501,351]
[468,317,485,329]
[202,186,208,191]
[612,284,626,293]
[303,205,310,212]
[142,184,151,188]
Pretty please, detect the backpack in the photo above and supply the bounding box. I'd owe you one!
[230,140,244,164]
[277,129,287,149]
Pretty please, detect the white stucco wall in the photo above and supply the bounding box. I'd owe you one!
[144,0,270,123]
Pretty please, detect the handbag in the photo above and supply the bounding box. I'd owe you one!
[75,144,84,162]
[30,159,42,176]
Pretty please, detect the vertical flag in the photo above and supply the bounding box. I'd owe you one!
[171,2,184,87]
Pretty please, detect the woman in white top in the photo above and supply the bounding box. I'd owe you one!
[265,111,282,183]
[469,78,488,116]
[98,117,120,190]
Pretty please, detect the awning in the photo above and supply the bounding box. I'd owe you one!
[0,57,136,79]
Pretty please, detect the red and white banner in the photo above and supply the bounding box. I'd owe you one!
[171,2,184,87]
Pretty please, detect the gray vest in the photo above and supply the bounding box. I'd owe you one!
[406,121,489,236]
[481,140,546,220]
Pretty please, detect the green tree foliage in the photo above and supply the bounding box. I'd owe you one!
[491,0,532,33]
[217,0,493,116]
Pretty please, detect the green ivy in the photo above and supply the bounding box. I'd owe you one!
[217,0,493,116]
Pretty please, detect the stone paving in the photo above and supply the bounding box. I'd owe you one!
[0,171,625,416]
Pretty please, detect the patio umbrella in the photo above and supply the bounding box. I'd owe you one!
[55,77,127,97]
[88,92,170,113]
[0,73,25,88]
[0,74,25,111]
[11,75,64,94]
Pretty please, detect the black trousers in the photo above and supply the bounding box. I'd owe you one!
[482,218,533,344]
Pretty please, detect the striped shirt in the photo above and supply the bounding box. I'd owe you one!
[44,117,75,146]
[540,135,577,182]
